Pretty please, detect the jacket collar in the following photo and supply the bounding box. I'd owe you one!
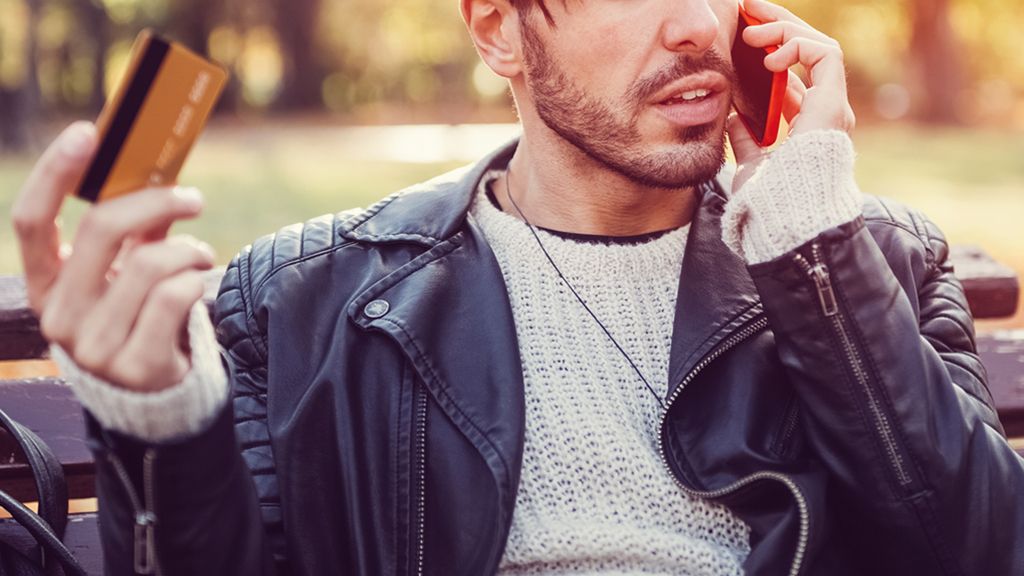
[338,141,516,246]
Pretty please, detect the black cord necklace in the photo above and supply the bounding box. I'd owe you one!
[503,168,667,411]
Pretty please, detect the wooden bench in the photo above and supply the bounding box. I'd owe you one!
[0,247,1020,573]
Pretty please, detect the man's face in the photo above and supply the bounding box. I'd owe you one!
[519,0,739,189]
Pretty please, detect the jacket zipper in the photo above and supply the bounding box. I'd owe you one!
[773,395,801,457]
[413,384,428,576]
[657,317,811,576]
[793,244,913,488]
[107,448,162,575]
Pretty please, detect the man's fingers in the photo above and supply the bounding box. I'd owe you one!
[14,122,97,222]
[726,113,762,163]
[726,113,768,192]
[767,44,855,134]
[741,1,854,136]
[10,122,97,309]
[43,187,204,345]
[782,71,807,124]
[108,270,206,391]
[61,186,205,298]
[764,37,846,92]
[742,20,837,51]
[73,236,215,375]
[743,0,812,28]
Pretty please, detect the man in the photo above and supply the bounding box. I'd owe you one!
[11,0,1023,574]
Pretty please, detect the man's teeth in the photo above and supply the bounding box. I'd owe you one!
[670,88,711,102]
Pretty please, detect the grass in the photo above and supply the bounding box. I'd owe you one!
[0,123,468,274]
[1,121,1021,327]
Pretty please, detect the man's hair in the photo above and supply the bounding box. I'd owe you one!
[510,0,558,25]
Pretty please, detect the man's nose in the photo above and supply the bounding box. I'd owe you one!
[660,0,721,54]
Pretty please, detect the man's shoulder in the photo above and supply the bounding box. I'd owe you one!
[235,137,521,280]
[859,193,950,267]
[224,161,484,301]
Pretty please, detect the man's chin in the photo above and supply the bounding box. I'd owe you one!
[629,126,728,188]
[606,142,726,190]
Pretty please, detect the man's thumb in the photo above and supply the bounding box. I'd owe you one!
[726,113,762,165]
[726,113,767,192]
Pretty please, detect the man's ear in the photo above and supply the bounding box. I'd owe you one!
[461,0,523,79]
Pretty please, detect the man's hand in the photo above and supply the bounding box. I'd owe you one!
[10,121,215,392]
[727,0,856,192]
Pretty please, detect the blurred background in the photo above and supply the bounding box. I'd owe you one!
[0,0,1021,328]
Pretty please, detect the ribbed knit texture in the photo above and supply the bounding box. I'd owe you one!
[473,171,751,575]
[721,129,863,264]
[50,301,228,443]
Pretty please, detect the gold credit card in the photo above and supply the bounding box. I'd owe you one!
[76,29,228,202]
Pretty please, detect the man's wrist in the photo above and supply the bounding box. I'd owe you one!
[721,129,863,264]
[50,301,229,443]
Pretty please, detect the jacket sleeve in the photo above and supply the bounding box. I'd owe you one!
[746,208,1024,575]
[87,251,278,576]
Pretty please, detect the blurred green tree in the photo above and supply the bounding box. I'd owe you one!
[0,0,41,150]
[908,0,964,123]
[271,0,325,110]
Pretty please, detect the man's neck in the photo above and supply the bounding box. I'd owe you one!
[494,131,701,237]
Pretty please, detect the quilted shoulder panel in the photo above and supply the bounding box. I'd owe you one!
[860,194,948,268]
[213,207,364,363]
[210,206,369,569]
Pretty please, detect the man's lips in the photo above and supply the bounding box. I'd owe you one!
[650,71,731,105]
[648,72,731,128]
[652,91,728,128]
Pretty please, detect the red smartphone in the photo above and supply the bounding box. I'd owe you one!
[732,2,788,147]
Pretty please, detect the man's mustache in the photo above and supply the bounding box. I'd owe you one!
[626,49,738,104]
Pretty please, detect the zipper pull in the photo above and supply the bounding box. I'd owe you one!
[105,448,162,574]
[793,245,839,317]
[134,511,157,574]
[809,263,838,317]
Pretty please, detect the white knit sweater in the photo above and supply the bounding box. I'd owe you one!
[51,130,863,572]
[470,172,751,575]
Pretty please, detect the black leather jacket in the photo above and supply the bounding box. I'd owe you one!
[87,140,1024,576]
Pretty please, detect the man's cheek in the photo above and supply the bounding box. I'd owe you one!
[714,1,739,55]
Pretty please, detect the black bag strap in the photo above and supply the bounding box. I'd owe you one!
[0,408,85,576]
[0,412,68,539]
[0,492,85,576]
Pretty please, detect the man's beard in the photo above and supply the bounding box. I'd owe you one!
[520,19,735,190]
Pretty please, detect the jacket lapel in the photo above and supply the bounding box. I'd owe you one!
[664,174,764,400]
[341,141,526,524]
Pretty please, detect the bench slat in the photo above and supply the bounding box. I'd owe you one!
[978,331,1024,438]
[0,276,48,362]
[950,245,1021,320]
[0,379,94,501]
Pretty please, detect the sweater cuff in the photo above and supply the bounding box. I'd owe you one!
[721,130,864,265]
[50,301,229,443]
